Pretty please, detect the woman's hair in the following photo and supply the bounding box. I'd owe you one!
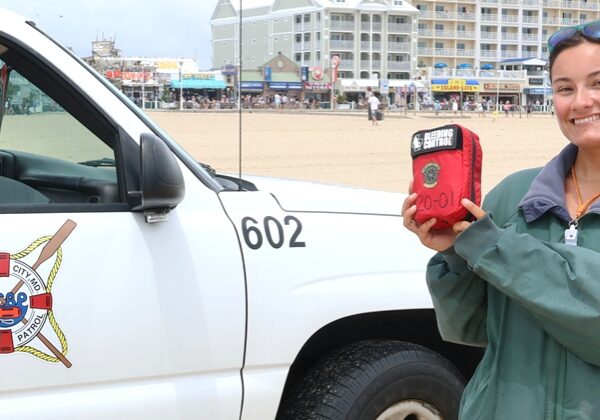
[549,31,600,78]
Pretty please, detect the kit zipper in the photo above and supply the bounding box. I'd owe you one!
[469,130,477,203]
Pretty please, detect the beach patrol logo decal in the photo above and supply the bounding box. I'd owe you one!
[0,220,76,368]
[422,162,441,188]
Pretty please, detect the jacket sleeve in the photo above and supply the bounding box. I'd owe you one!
[426,247,488,347]
[455,215,600,366]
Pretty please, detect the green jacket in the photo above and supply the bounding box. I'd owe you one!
[427,144,600,419]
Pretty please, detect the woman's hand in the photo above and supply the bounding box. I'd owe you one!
[402,181,487,252]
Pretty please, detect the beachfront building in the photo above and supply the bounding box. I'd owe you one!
[211,0,420,103]
[411,0,600,108]
[412,0,600,70]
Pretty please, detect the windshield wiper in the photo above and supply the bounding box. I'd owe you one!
[78,157,115,167]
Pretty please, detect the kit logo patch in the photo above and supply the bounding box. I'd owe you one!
[422,162,441,188]
[0,219,76,368]
[411,126,460,157]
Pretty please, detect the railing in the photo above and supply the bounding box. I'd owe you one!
[388,23,411,33]
[294,41,313,50]
[481,13,498,23]
[520,51,539,58]
[501,15,519,24]
[330,20,355,31]
[338,60,354,70]
[388,42,411,52]
[330,40,354,49]
[480,32,497,40]
[521,34,538,42]
[501,33,519,41]
[522,15,540,25]
[522,0,540,6]
[360,60,381,70]
[480,50,498,58]
[500,50,520,59]
[387,61,411,70]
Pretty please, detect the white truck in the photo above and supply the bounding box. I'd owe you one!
[0,8,482,420]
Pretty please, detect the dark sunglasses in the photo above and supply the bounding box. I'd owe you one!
[547,20,600,53]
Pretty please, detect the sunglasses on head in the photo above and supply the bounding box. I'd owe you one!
[547,20,600,53]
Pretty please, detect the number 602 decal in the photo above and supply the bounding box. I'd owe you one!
[241,216,306,250]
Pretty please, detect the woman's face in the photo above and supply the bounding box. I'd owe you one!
[551,41,600,149]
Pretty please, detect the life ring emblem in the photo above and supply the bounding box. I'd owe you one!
[0,219,76,368]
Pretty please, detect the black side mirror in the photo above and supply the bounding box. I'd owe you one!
[138,133,185,219]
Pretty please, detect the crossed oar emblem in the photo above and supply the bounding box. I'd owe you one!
[0,219,76,368]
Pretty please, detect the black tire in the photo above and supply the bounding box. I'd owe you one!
[277,340,465,420]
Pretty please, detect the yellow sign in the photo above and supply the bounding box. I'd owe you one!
[432,84,480,92]
[431,79,480,92]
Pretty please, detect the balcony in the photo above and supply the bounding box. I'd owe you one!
[501,0,520,5]
[480,32,497,41]
[329,20,354,31]
[521,34,538,43]
[561,1,577,8]
[457,30,476,39]
[359,41,382,50]
[543,16,560,25]
[418,29,434,37]
[522,15,539,25]
[520,50,539,58]
[501,33,519,42]
[387,61,411,71]
[338,60,354,70]
[294,41,313,51]
[456,49,475,57]
[481,13,498,23]
[543,0,560,7]
[361,22,382,31]
[581,2,599,10]
[457,12,477,21]
[330,40,354,49]
[388,42,411,52]
[480,50,498,58]
[388,22,411,33]
[500,50,519,59]
[501,15,519,25]
[418,11,435,19]
[481,0,498,3]
[360,60,370,69]
[522,0,541,6]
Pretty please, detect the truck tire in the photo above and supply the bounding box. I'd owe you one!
[277,340,465,420]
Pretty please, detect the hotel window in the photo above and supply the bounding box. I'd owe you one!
[435,5,444,12]
[304,14,310,23]
[457,43,465,50]
[304,52,311,61]
[435,42,443,49]
[295,53,301,62]
[295,15,302,24]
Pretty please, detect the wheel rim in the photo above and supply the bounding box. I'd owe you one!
[375,399,443,420]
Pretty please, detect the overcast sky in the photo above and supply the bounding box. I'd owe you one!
[0,0,220,68]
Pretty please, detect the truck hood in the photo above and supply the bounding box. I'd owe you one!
[243,175,404,216]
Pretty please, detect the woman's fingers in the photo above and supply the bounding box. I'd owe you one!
[461,198,486,220]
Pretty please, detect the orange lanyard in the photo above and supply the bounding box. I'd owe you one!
[572,166,600,221]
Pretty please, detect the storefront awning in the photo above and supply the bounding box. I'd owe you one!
[171,79,226,89]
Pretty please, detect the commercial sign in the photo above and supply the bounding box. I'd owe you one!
[240,81,264,89]
[524,87,552,95]
[380,79,389,94]
[269,82,303,90]
[182,72,216,80]
[483,83,520,91]
[304,82,332,90]
[431,79,480,92]
[264,66,272,82]
[301,66,309,82]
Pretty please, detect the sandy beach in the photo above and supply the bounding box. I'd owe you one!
[147,110,567,196]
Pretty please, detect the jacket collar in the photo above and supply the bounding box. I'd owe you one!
[519,144,577,223]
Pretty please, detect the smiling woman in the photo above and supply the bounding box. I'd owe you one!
[402,20,600,420]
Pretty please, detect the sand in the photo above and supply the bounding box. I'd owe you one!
[148,110,566,196]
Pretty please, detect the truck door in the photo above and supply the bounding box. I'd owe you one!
[0,39,246,419]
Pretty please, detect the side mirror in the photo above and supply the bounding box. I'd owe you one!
[138,133,185,221]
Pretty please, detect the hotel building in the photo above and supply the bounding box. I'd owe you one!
[211,0,600,106]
